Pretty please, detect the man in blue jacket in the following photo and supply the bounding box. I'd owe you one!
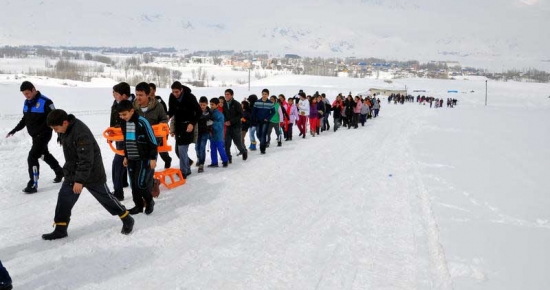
[6,81,64,193]
[251,89,275,154]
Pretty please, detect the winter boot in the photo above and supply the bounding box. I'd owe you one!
[128,206,143,215]
[53,168,64,183]
[145,199,155,215]
[207,164,219,168]
[42,223,68,240]
[242,150,248,161]
[222,162,228,167]
[228,156,232,164]
[277,141,282,147]
[198,164,204,173]
[249,142,257,151]
[120,211,134,235]
[22,185,37,194]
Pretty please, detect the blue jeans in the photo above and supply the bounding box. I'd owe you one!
[210,140,228,164]
[195,133,209,165]
[177,144,191,175]
[248,126,257,144]
[256,121,270,152]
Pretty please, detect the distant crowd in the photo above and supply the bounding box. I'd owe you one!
[388,93,458,108]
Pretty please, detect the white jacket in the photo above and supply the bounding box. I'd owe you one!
[298,99,310,116]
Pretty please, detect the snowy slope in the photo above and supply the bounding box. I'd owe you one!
[0,0,549,69]
[0,75,549,289]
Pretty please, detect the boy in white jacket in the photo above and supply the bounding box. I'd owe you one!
[297,93,310,138]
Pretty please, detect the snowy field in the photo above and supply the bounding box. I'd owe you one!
[0,74,549,289]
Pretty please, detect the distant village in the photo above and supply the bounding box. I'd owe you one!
[0,46,549,85]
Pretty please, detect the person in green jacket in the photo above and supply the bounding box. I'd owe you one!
[267,95,284,147]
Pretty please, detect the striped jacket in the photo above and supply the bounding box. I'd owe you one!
[121,113,158,161]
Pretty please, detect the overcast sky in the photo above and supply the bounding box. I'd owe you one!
[0,0,548,69]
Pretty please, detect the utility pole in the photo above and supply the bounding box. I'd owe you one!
[485,80,487,106]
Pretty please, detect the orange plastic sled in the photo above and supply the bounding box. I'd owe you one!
[103,123,185,190]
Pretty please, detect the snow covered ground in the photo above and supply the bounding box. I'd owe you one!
[0,74,549,289]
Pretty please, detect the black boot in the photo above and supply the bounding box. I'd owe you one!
[145,200,155,215]
[53,168,64,183]
[42,223,68,240]
[120,211,134,235]
[22,185,37,194]
[128,206,143,215]
[242,150,248,161]
[277,141,282,147]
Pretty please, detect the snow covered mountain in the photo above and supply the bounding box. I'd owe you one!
[0,0,548,68]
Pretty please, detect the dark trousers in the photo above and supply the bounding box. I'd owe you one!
[360,114,367,126]
[333,116,341,130]
[256,122,270,152]
[225,126,246,158]
[112,142,128,192]
[54,182,127,224]
[352,113,359,128]
[322,113,330,130]
[28,130,62,184]
[286,123,294,139]
[127,160,154,209]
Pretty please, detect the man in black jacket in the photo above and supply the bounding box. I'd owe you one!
[168,81,201,178]
[223,89,248,162]
[43,109,134,240]
[6,81,64,193]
